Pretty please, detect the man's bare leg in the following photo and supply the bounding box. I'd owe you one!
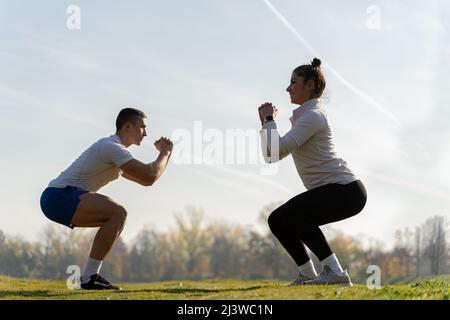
[71,192,127,260]
[69,192,127,289]
[88,211,126,260]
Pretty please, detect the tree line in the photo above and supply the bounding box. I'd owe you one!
[0,205,448,284]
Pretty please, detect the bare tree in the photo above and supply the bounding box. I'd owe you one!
[173,207,211,279]
[421,216,448,275]
[0,230,5,247]
[392,227,414,277]
[414,226,422,275]
[257,202,284,277]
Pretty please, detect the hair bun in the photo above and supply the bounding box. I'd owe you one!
[311,58,321,68]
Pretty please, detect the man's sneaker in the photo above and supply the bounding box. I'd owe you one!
[303,265,353,286]
[289,273,316,286]
[80,274,122,290]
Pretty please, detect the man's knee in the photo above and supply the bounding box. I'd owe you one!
[112,205,128,224]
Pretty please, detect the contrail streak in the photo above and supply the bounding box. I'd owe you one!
[261,0,442,199]
[262,0,402,127]
[262,0,434,163]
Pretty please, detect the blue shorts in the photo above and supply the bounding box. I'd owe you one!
[40,186,89,229]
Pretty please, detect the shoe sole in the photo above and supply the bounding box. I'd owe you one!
[303,281,353,287]
[79,286,122,290]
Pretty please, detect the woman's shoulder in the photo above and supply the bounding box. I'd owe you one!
[296,108,328,126]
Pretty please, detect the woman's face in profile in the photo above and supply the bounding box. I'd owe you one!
[286,72,314,105]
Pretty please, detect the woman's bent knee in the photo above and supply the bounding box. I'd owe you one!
[268,209,285,231]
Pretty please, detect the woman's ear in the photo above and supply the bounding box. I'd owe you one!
[306,79,315,91]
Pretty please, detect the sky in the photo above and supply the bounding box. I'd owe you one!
[1,0,449,249]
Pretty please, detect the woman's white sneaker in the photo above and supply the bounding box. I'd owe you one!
[289,273,316,286]
[303,265,353,286]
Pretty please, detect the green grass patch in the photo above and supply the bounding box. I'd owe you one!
[0,276,449,300]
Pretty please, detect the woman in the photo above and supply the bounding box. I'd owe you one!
[258,58,367,286]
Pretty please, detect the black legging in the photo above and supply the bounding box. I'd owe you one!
[268,180,367,266]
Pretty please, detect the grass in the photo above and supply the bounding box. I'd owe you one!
[0,275,449,300]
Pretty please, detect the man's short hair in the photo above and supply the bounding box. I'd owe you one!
[116,108,147,131]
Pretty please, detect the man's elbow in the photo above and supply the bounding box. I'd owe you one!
[143,175,157,187]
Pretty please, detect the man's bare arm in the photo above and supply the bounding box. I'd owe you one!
[120,138,173,186]
[120,152,171,186]
[121,172,148,186]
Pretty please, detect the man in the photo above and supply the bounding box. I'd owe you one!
[40,108,173,290]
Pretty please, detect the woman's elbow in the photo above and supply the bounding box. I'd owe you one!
[262,154,282,164]
[263,156,272,164]
[261,145,289,164]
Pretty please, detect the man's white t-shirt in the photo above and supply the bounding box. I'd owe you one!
[260,98,358,190]
[48,134,134,192]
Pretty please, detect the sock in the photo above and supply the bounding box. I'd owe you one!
[321,253,344,274]
[298,260,318,279]
[81,257,103,283]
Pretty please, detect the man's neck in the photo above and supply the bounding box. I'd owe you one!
[115,132,131,148]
